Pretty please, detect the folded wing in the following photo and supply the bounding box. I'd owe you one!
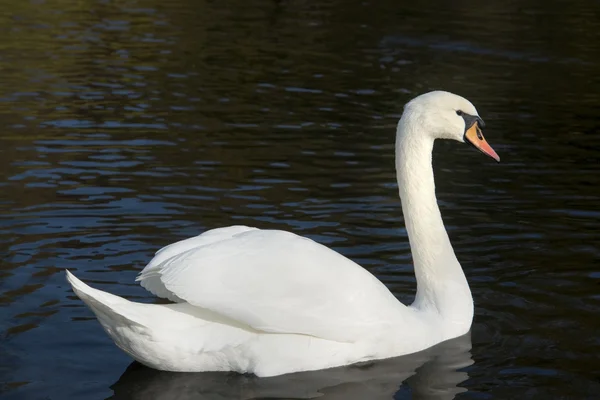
[137,226,405,342]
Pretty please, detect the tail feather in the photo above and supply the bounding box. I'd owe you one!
[65,270,143,328]
[64,269,258,373]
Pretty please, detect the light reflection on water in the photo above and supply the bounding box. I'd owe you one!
[1,0,599,399]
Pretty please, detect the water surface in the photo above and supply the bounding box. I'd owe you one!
[1,0,599,399]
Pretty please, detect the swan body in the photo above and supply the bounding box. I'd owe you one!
[66,91,499,377]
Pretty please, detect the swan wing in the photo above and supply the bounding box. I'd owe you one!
[137,226,406,342]
[139,226,258,302]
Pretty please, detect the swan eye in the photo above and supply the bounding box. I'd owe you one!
[456,110,464,116]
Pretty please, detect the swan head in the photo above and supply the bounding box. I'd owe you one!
[402,91,500,162]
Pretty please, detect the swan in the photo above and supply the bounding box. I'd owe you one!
[66,90,500,378]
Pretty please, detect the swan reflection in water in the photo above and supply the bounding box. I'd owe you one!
[108,332,473,400]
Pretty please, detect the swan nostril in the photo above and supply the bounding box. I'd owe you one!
[476,129,483,140]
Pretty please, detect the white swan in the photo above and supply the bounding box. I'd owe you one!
[66,90,499,378]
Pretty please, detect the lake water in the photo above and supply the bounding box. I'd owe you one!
[1,0,599,399]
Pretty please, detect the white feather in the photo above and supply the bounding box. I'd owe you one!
[137,227,406,342]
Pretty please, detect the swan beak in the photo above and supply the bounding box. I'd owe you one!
[464,123,500,162]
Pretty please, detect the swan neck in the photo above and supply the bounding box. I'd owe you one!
[395,116,472,325]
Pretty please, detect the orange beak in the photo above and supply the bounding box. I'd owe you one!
[464,122,500,162]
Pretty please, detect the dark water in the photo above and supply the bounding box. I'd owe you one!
[1,0,599,398]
